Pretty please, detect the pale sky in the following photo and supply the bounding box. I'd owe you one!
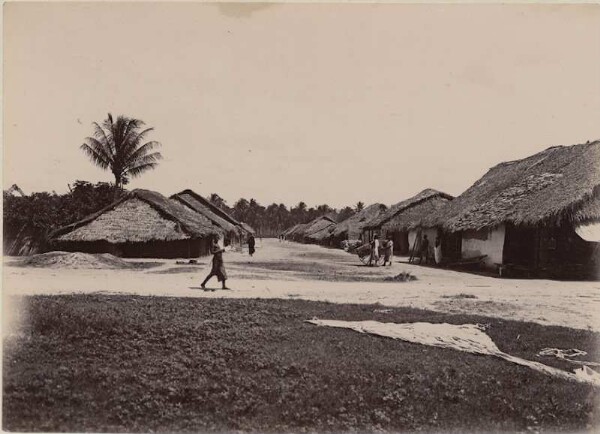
[4,3,599,209]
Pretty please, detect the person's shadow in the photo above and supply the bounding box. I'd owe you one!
[189,286,216,291]
[188,287,232,291]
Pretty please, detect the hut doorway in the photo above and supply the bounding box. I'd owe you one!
[502,224,537,268]
[441,231,462,262]
[390,231,409,255]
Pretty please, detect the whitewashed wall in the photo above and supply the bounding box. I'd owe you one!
[461,224,506,268]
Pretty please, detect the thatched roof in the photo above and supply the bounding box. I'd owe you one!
[240,222,255,234]
[306,223,336,241]
[332,203,388,239]
[382,195,452,232]
[303,215,337,239]
[172,189,244,230]
[282,223,303,237]
[52,189,219,243]
[172,191,239,234]
[363,189,454,230]
[431,141,600,231]
[285,223,308,239]
[281,225,296,236]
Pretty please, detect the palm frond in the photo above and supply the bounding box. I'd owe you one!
[128,151,163,168]
[125,162,159,178]
[82,137,114,164]
[102,113,114,134]
[80,142,111,169]
[122,128,155,159]
[126,140,161,163]
[91,122,115,155]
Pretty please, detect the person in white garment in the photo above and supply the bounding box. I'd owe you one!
[434,235,443,265]
[369,235,380,266]
[382,239,394,266]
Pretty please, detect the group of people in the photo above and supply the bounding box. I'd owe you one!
[200,230,443,290]
[408,234,443,265]
[200,233,256,291]
[368,233,443,266]
[367,235,394,266]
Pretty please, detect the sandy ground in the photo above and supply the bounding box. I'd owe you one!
[3,239,600,332]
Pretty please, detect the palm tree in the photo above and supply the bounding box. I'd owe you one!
[80,113,162,192]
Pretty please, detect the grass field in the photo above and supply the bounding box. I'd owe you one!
[3,295,599,432]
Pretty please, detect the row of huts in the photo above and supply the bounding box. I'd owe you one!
[49,189,255,258]
[283,141,600,279]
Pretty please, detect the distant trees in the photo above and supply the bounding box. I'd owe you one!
[337,206,355,222]
[3,179,370,248]
[355,201,365,212]
[221,198,353,237]
[208,193,229,212]
[80,114,162,193]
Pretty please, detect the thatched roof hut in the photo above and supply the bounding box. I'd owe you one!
[51,189,219,258]
[171,190,243,245]
[302,215,337,243]
[285,223,308,241]
[420,141,600,278]
[431,141,600,231]
[364,189,454,231]
[281,223,302,239]
[382,195,453,233]
[305,223,336,243]
[172,189,245,230]
[332,203,388,240]
[281,225,297,237]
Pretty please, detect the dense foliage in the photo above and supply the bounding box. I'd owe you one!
[3,181,117,251]
[3,181,365,252]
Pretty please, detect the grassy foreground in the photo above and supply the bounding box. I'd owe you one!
[3,295,599,433]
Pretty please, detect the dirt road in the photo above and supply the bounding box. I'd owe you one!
[4,239,600,331]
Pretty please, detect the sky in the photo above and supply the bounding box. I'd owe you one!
[3,3,599,209]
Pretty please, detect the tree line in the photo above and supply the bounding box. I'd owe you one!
[3,181,366,253]
[207,194,366,237]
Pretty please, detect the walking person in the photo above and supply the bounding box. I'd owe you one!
[248,234,256,257]
[201,236,229,290]
[382,238,394,266]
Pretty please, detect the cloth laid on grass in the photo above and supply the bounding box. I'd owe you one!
[306,319,600,387]
[538,348,600,367]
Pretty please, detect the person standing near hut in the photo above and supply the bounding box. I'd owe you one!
[382,238,394,266]
[434,235,443,265]
[201,236,229,290]
[248,234,256,257]
[369,235,380,266]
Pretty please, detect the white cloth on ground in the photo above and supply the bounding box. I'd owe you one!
[306,319,600,387]
[538,347,600,367]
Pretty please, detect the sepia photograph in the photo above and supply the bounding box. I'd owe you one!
[2,2,600,433]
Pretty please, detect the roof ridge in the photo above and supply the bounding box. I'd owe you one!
[175,189,243,226]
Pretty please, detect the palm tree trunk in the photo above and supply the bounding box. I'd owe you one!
[113,175,122,200]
